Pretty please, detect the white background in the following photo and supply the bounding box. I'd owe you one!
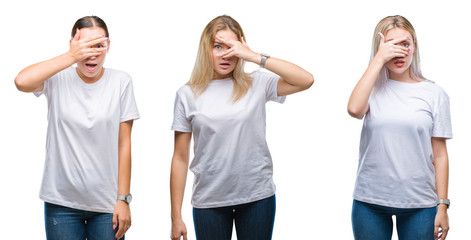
[1,0,470,239]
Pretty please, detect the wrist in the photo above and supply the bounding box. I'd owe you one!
[437,199,450,209]
[171,209,183,222]
[117,193,132,204]
[248,52,262,64]
[171,215,183,222]
[258,53,270,68]
[62,51,79,65]
[437,204,448,214]
[371,55,387,66]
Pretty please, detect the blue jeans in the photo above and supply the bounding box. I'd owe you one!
[44,202,124,240]
[351,200,436,240]
[193,195,276,240]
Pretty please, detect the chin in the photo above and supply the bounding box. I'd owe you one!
[79,66,101,76]
[387,65,410,76]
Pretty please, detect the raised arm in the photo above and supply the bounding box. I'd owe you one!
[14,29,108,92]
[170,131,192,240]
[347,33,409,119]
[215,35,314,96]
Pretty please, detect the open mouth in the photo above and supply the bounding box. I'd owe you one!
[85,63,98,72]
[220,63,230,69]
[394,60,405,67]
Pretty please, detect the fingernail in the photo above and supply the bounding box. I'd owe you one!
[113,224,116,230]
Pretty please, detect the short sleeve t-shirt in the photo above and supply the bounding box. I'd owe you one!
[353,79,452,208]
[172,71,285,208]
[35,67,140,213]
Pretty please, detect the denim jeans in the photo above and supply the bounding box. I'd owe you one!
[44,202,124,240]
[193,195,276,240]
[351,200,436,240]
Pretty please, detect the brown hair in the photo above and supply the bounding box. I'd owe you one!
[71,16,109,38]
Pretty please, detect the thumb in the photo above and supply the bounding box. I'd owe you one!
[378,32,385,43]
[113,212,118,230]
[73,28,81,41]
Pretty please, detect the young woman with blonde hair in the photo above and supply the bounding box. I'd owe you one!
[15,16,139,240]
[348,15,452,240]
[170,15,313,240]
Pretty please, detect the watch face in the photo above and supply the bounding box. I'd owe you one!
[126,194,132,203]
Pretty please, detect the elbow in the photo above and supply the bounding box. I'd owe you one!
[14,75,28,92]
[14,74,36,92]
[300,73,314,91]
[305,73,314,89]
[347,105,365,119]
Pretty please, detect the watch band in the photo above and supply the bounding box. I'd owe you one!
[437,199,450,208]
[260,53,270,68]
[118,194,132,204]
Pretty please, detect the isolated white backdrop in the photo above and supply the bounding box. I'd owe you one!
[1,0,469,239]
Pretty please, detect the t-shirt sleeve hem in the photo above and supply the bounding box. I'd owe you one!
[432,132,453,139]
[120,113,140,122]
[275,95,286,104]
[171,125,192,132]
[33,81,47,97]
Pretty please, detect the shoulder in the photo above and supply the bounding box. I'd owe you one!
[106,68,132,82]
[175,84,194,101]
[421,79,449,99]
[176,84,192,94]
[105,68,135,92]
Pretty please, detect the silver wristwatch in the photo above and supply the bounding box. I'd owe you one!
[118,194,133,204]
[437,199,450,208]
[260,53,270,68]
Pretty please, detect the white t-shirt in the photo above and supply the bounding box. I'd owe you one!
[34,67,140,213]
[172,71,285,208]
[353,79,452,208]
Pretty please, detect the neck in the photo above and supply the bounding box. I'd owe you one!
[76,68,105,84]
[389,69,416,83]
[213,72,231,80]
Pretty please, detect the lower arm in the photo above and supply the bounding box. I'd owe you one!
[170,158,189,221]
[15,52,76,92]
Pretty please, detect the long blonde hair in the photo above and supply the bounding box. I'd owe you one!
[188,15,252,102]
[371,15,425,94]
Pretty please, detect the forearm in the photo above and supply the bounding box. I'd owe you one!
[347,57,383,118]
[118,121,133,196]
[118,143,132,196]
[170,157,188,221]
[263,57,314,90]
[434,156,449,203]
[15,52,76,92]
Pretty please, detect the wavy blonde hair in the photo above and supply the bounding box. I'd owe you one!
[371,15,425,94]
[188,15,252,102]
